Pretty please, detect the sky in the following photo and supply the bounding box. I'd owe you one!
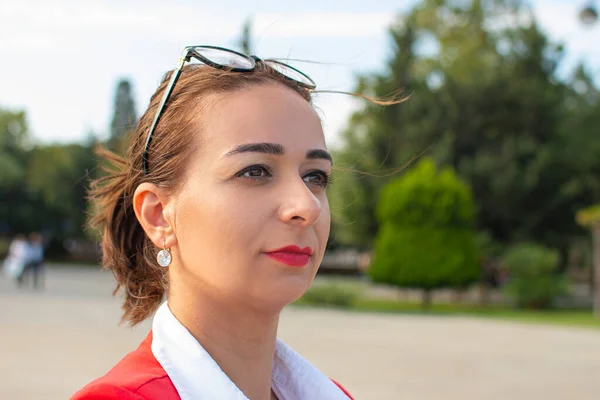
[1,0,599,149]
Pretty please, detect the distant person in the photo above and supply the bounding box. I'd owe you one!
[19,232,45,289]
[72,45,397,400]
[3,234,28,283]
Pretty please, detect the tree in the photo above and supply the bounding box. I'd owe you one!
[25,143,97,239]
[501,243,567,309]
[369,158,480,308]
[330,14,421,248]
[0,108,30,234]
[0,107,99,244]
[109,79,137,151]
[237,18,253,54]
[331,0,600,260]
[0,108,29,153]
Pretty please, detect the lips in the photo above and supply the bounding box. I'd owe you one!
[264,245,313,267]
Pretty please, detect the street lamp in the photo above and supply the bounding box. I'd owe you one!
[579,1,598,25]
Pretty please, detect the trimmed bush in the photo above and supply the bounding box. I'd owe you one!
[502,243,567,309]
[301,283,361,308]
[370,158,480,307]
[371,225,479,288]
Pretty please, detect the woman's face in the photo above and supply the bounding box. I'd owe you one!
[169,84,331,310]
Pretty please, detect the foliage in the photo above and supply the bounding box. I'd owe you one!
[25,143,97,238]
[0,108,29,152]
[109,79,137,152]
[375,158,474,229]
[330,0,600,260]
[300,283,361,308]
[501,243,568,309]
[0,107,98,253]
[369,158,480,304]
[237,18,253,54]
[0,109,31,235]
[0,109,28,190]
[371,226,479,287]
[346,298,600,330]
[0,237,9,259]
[576,204,600,228]
[0,68,133,256]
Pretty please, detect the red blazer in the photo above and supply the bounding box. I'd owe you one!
[72,332,353,399]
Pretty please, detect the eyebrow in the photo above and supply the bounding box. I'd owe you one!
[306,149,333,164]
[224,142,333,164]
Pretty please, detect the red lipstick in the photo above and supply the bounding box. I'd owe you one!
[264,245,313,267]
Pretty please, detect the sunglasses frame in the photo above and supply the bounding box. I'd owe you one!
[141,45,316,175]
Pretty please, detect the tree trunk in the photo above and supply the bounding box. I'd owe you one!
[593,225,600,318]
[422,289,432,310]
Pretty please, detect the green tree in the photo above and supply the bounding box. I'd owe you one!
[370,158,480,308]
[0,108,99,252]
[237,18,253,54]
[109,79,137,151]
[25,143,97,240]
[331,0,600,259]
[0,108,29,153]
[0,108,31,234]
[330,13,422,248]
[501,243,567,309]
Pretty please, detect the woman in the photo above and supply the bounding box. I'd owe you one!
[3,234,28,283]
[73,46,387,400]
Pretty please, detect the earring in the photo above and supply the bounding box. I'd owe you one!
[157,240,172,267]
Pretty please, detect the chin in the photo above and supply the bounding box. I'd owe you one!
[253,277,312,312]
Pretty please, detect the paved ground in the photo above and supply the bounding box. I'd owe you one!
[1,266,599,400]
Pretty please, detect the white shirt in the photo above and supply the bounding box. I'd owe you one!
[151,302,351,400]
[3,239,28,278]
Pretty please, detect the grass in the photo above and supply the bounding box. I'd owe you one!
[294,296,600,330]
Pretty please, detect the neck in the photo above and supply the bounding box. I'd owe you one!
[168,283,280,400]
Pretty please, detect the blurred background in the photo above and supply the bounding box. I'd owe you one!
[1,0,600,399]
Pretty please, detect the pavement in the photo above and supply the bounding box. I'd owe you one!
[1,266,599,399]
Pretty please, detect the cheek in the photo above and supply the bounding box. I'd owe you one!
[174,185,267,279]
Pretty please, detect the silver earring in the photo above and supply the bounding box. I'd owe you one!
[157,240,172,267]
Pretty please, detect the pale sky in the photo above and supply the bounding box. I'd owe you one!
[1,0,598,149]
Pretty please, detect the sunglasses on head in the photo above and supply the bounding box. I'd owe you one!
[142,45,317,175]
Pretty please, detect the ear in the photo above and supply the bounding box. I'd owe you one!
[133,183,177,249]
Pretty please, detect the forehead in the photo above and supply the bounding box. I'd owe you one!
[199,84,326,154]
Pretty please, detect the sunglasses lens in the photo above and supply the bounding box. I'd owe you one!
[193,47,254,70]
[263,60,316,88]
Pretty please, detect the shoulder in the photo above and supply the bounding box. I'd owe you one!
[71,332,179,400]
[71,378,176,400]
[70,382,152,400]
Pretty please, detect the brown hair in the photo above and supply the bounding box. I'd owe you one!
[89,62,406,326]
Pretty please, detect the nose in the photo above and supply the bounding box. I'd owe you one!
[277,179,323,227]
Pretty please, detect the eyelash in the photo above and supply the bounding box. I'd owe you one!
[235,164,331,188]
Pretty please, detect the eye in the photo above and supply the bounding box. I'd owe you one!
[303,170,331,188]
[236,165,272,181]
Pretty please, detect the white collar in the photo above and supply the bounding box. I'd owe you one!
[151,302,349,400]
